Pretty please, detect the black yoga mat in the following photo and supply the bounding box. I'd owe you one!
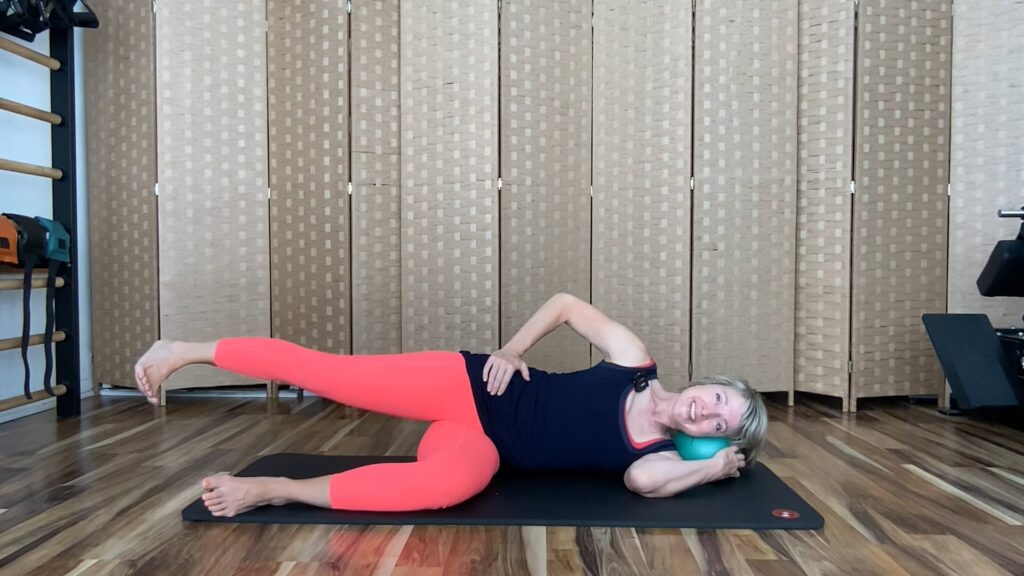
[181,453,823,530]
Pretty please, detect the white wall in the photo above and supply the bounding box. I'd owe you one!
[0,29,92,423]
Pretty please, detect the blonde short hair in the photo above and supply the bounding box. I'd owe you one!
[688,375,768,465]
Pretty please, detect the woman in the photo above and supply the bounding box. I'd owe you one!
[134,293,767,517]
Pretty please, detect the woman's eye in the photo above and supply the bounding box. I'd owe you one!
[715,393,721,404]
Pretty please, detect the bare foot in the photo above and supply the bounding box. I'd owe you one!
[134,340,182,405]
[201,474,284,517]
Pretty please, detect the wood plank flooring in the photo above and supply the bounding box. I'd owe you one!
[1,393,1023,575]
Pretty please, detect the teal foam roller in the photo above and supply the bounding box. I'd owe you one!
[673,433,731,460]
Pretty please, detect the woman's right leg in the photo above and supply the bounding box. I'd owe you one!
[135,338,481,426]
[201,419,499,515]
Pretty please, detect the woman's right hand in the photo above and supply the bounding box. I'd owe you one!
[708,446,746,481]
[483,348,531,396]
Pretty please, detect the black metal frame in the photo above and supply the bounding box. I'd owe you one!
[49,25,81,418]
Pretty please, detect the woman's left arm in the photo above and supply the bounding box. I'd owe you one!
[624,448,746,498]
[487,292,651,395]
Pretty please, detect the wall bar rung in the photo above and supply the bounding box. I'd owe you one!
[0,331,67,352]
[0,36,61,70]
[0,276,65,291]
[0,157,63,180]
[0,97,62,125]
[0,384,67,412]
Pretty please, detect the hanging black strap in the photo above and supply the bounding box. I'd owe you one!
[19,262,37,398]
[41,258,58,394]
[3,214,48,400]
[35,216,69,397]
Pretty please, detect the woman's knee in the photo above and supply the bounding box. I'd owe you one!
[418,421,498,466]
[328,421,498,512]
[416,422,499,507]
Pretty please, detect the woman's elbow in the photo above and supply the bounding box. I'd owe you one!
[552,292,580,323]
[624,468,657,497]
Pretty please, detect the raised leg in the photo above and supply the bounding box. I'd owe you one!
[135,338,480,427]
[211,338,478,424]
[134,340,216,405]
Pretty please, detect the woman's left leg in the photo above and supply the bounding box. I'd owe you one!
[202,420,500,516]
[136,338,480,427]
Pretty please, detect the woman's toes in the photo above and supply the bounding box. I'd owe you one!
[207,474,228,486]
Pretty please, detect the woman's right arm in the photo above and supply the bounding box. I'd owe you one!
[624,447,746,498]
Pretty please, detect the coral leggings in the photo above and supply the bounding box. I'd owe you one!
[213,338,499,512]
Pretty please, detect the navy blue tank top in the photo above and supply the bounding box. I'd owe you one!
[459,351,677,472]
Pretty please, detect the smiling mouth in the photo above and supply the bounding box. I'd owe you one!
[689,400,696,422]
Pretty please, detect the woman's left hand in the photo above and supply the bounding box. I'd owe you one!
[483,348,531,396]
[708,446,746,482]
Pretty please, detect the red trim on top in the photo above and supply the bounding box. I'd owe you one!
[622,388,667,450]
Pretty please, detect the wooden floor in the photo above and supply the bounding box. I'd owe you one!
[1,393,1024,575]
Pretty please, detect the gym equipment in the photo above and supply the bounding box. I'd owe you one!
[977,208,1024,297]
[922,314,1023,408]
[1,213,69,399]
[0,0,97,43]
[923,207,1024,410]
[0,215,18,265]
[34,216,70,394]
[673,433,732,460]
[3,214,49,399]
[182,453,823,529]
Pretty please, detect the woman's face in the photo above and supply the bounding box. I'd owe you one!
[670,384,748,437]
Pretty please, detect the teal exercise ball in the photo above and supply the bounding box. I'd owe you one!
[673,433,731,460]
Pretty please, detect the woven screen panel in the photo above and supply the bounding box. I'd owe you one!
[268,0,350,355]
[795,0,854,399]
[352,0,402,355]
[593,1,691,387]
[852,0,951,400]
[691,0,798,394]
[400,0,499,352]
[948,0,1024,326]
[155,0,270,388]
[83,0,158,388]
[500,0,592,372]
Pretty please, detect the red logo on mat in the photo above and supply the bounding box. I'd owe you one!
[772,509,800,520]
